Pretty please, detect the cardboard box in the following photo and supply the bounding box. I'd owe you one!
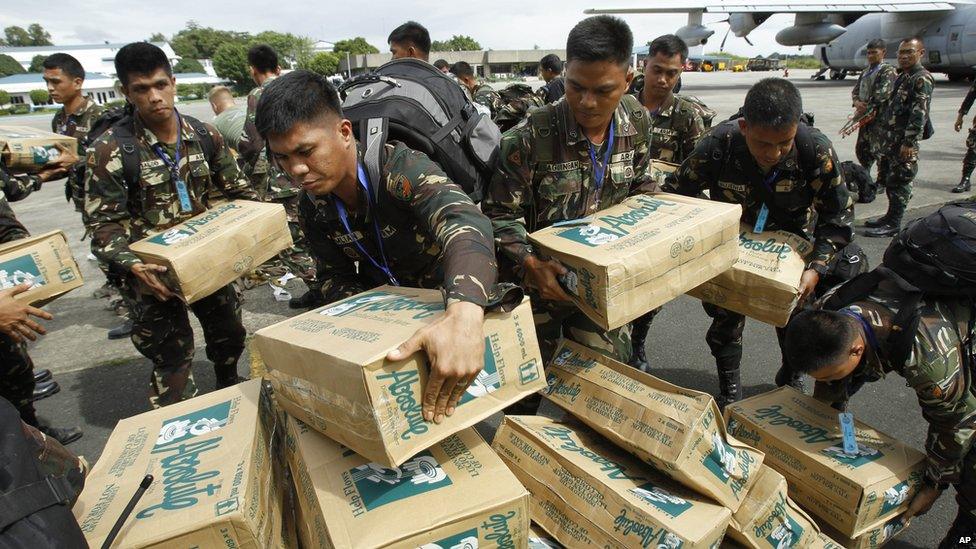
[493,415,731,548]
[286,417,529,548]
[529,523,563,548]
[129,200,292,303]
[649,160,679,188]
[0,230,83,305]
[542,339,763,511]
[72,379,287,548]
[0,125,76,171]
[727,465,821,548]
[725,387,927,538]
[687,225,813,327]
[528,193,741,330]
[813,516,908,549]
[255,285,545,468]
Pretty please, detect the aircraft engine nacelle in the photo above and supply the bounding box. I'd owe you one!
[776,23,847,46]
[729,13,770,37]
[676,24,715,46]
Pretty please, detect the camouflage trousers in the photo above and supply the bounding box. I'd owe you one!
[120,279,246,408]
[963,127,976,180]
[532,294,632,364]
[877,150,918,223]
[0,334,37,425]
[855,124,882,171]
[264,194,320,290]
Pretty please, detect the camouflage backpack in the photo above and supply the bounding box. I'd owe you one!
[493,83,546,132]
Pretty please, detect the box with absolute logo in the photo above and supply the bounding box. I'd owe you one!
[813,516,908,549]
[542,339,763,511]
[492,415,731,548]
[254,285,545,468]
[648,160,679,188]
[727,464,822,548]
[72,379,290,548]
[724,387,927,538]
[687,224,812,327]
[286,417,529,548]
[0,125,76,171]
[129,200,292,303]
[0,230,84,306]
[527,193,741,330]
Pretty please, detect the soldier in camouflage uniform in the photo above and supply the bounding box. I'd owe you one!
[238,44,322,309]
[257,70,518,425]
[628,34,707,371]
[494,83,546,132]
[952,74,976,194]
[850,39,896,174]
[865,38,934,237]
[451,61,503,118]
[484,16,652,365]
[664,78,853,407]
[537,53,566,104]
[784,289,975,548]
[85,43,258,408]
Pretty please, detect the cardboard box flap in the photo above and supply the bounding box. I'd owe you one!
[729,465,822,546]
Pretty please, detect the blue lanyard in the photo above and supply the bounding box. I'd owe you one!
[334,163,399,286]
[587,119,616,194]
[842,309,880,352]
[761,168,780,192]
[863,63,881,79]
[753,168,779,233]
[152,113,192,212]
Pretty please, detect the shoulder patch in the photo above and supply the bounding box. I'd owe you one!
[388,173,413,201]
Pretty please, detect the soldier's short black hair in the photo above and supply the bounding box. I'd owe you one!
[433,59,450,70]
[388,21,431,55]
[784,310,859,375]
[649,34,689,62]
[42,53,85,80]
[866,39,886,51]
[566,15,633,66]
[255,70,342,139]
[450,61,475,79]
[539,54,562,73]
[248,44,279,74]
[115,42,172,86]
[742,78,802,129]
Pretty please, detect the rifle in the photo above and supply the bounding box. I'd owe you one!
[840,108,875,138]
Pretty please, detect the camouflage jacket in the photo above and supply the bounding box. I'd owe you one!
[851,62,897,113]
[0,164,32,243]
[0,161,41,204]
[537,76,566,104]
[472,83,503,118]
[882,64,934,151]
[665,122,853,264]
[299,140,502,308]
[84,112,258,271]
[238,76,298,201]
[51,97,104,152]
[812,285,975,485]
[494,84,546,132]
[637,91,705,163]
[959,78,976,115]
[483,94,653,267]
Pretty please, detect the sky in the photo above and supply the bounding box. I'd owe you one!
[6,0,814,57]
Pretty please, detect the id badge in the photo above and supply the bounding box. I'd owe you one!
[839,412,858,455]
[753,204,769,233]
[174,178,192,213]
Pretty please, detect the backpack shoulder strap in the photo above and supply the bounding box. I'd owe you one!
[359,117,389,204]
[706,121,737,185]
[529,104,559,164]
[109,118,142,215]
[619,94,648,148]
[184,115,218,167]
[0,475,76,530]
[794,123,820,184]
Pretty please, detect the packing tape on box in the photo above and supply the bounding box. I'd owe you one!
[268,369,379,429]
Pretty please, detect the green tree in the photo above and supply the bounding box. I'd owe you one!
[0,54,25,77]
[431,35,481,52]
[148,32,167,42]
[173,58,205,74]
[3,26,31,47]
[28,89,49,105]
[253,31,313,68]
[212,42,252,90]
[304,52,339,76]
[27,24,52,46]
[171,21,250,59]
[28,55,45,73]
[0,90,9,106]
[332,37,379,55]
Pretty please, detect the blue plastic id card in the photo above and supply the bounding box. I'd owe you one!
[753,204,769,233]
[174,178,192,213]
[839,412,858,455]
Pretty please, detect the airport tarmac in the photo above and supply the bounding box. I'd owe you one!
[7,67,964,547]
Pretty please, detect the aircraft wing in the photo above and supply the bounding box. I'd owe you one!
[585,1,964,13]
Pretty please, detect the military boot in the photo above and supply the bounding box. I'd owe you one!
[953,176,972,194]
[774,365,805,392]
[864,214,891,228]
[865,218,901,238]
[289,289,327,310]
[715,359,742,410]
[629,317,651,373]
[940,509,976,549]
[214,364,246,390]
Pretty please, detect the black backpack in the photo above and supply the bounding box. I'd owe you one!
[822,201,976,368]
[840,160,877,204]
[338,58,501,203]
[0,398,86,548]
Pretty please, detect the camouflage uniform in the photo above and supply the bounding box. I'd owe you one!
[85,112,258,408]
[850,62,896,170]
[494,84,546,133]
[876,63,934,226]
[472,83,503,119]
[238,77,319,289]
[483,94,653,363]
[537,76,565,105]
[810,286,976,524]
[957,80,976,182]
[300,140,509,308]
[665,122,854,402]
[51,97,105,214]
[0,162,41,425]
